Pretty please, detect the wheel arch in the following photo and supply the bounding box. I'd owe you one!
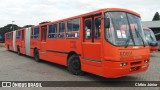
[67,51,80,61]
[33,47,38,54]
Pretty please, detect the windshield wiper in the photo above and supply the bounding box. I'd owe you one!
[134,27,146,47]
[125,36,131,48]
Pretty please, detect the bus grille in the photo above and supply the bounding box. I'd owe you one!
[130,61,142,66]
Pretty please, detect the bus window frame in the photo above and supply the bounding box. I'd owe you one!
[94,16,101,40]
[48,23,58,39]
[66,18,80,39]
[31,27,40,40]
[16,31,21,39]
[58,22,66,39]
[84,18,92,40]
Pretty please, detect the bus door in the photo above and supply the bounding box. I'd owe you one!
[41,26,47,53]
[11,32,13,50]
[21,30,25,52]
[82,15,102,63]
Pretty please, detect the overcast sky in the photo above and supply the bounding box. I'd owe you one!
[0,0,159,27]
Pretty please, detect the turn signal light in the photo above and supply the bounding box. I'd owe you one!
[144,60,149,63]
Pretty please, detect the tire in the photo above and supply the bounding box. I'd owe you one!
[34,49,41,62]
[17,47,21,55]
[7,45,9,51]
[67,55,83,75]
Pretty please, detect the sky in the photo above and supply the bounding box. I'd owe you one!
[0,0,160,27]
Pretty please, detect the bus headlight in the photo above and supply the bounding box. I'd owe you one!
[120,62,128,67]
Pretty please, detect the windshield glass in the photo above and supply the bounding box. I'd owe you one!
[144,29,157,43]
[104,12,148,46]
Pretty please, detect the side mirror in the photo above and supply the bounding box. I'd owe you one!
[149,41,158,46]
[105,18,110,28]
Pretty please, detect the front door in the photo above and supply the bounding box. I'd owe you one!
[82,15,102,63]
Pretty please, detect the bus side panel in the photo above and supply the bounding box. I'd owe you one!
[20,30,25,55]
[5,33,13,51]
[8,32,13,51]
[16,31,21,52]
[25,28,31,56]
[41,39,68,66]
[44,39,82,66]
[13,31,16,52]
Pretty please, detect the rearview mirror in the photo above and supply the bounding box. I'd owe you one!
[149,41,158,46]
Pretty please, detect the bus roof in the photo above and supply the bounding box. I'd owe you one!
[39,8,140,26]
[7,8,141,32]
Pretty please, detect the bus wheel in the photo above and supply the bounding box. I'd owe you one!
[67,55,83,75]
[17,47,21,55]
[7,45,9,51]
[34,49,41,62]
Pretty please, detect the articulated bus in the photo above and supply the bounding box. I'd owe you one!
[5,8,150,78]
[143,28,158,52]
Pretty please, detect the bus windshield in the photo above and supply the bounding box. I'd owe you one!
[104,12,147,46]
[144,29,157,43]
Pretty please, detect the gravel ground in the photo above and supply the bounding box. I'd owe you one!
[0,47,159,90]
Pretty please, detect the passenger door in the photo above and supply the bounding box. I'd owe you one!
[40,26,47,53]
[82,15,102,63]
[21,30,25,54]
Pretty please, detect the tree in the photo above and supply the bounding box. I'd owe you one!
[152,12,160,21]
[0,24,21,42]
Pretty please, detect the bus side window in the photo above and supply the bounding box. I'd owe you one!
[16,31,21,39]
[85,20,92,39]
[67,18,80,38]
[48,24,57,38]
[31,28,34,38]
[95,17,101,39]
[31,28,39,39]
[59,22,65,38]
[7,33,10,40]
[34,28,39,39]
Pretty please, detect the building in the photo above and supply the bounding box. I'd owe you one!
[142,20,160,34]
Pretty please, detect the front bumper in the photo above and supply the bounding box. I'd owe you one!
[150,46,159,52]
[102,60,149,78]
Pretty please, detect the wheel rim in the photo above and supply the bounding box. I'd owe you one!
[18,49,20,54]
[71,59,80,70]
[35,51,39,60]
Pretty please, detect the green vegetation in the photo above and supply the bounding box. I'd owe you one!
[0,24,21,42]
[0,24,34,42]
[152,12,160,21]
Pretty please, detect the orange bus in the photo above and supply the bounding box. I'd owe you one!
[143,28,158,52]
[5,8,150,78]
